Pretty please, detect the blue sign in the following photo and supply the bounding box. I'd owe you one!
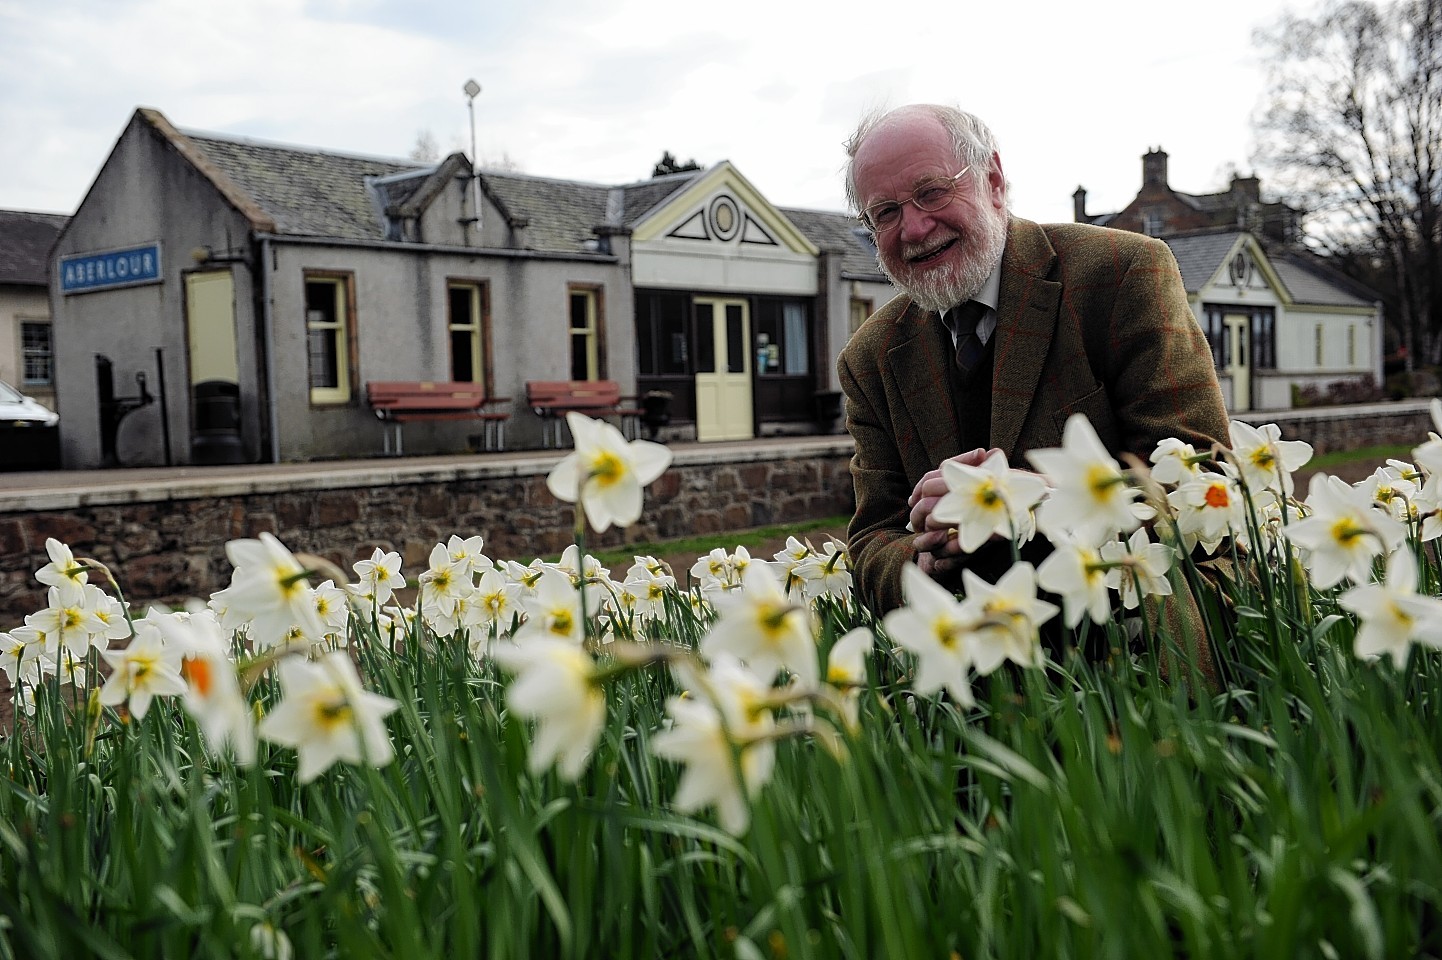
[60,243,163,294]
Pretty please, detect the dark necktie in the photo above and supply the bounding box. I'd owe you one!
[947,301,989,377]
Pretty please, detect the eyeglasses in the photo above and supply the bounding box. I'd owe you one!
[859,166,971,233]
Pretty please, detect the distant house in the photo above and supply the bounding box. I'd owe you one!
[49,108,892,468]
[0,208,67,411]
[1076,149,1380,412]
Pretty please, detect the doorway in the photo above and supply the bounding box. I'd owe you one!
[693,297,753,441]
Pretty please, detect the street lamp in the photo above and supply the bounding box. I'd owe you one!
[464,78,482,236]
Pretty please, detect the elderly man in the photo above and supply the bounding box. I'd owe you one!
[838,104,1229,616]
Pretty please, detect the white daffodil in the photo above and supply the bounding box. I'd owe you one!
[959,562,1058,676]
[152,607,256,764]
[700,561,818,688]
[1036,533,1111,628]
[932,449,1047,552]
[882,563,978,707]
[652,655,776,836]
[1412,398,1442,474]
[1356,464,1418,524]
[352,548,406,608]
[224,533,326,650]
[493,637,605,781]
[1284,473,1408,589]
[418,546,474,620]
[1413,473,1442,542]
[1338,549,1442,667]
[473,567,522,632]
[1228,420,1313,497]
[1100,527,1176,610]
[618,569,672,624]
[256,650,400,783]
[1166,467,1249,555]
[546,412,672,532]
[27,581,108,660]
[97,621,186,721]
[1148,437,1208,488]
[0,626,46,686]
[1028,414,1141,547]
[517,567,586,644]
[311,580,352,645]
[824,626,873,731]
[689,547,737,600]
[35,537,88,590]
[770,537,814,603]
[795,539,854,602]
[440,534,492,578]
[85,583,131,649]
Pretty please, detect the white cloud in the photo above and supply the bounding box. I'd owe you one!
[0,0,1318,221]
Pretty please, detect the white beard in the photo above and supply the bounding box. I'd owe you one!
[879,208,1008,314]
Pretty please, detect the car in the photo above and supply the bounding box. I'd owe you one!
[0,378,59,427]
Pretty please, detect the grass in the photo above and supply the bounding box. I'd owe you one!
[577,514,850,568]
[1305,443,1415,471]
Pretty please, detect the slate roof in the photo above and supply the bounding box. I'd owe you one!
[1161,230,1243,293]
[779,207,887,281]
[0,209,69,285]
[183,131,422,241]
[168,121,884,271]
[1163,229,1374,307]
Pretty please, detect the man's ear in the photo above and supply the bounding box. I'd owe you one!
[986,152,1007,209]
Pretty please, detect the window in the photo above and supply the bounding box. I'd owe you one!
[1315,324,1325,367]
[20,320,53,387]
[1142,208,1164,237]
[569,287,602,381]
[753,298,811,375]
[1347,324,1356,366]
[448,281,488,386]
[849,298,873,337]
[637,291,690,376]
[304,275,353,404]
[1252,309,1276,369]
[1201,307,1226,368]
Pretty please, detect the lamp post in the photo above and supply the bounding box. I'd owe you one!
[464,78,482,236]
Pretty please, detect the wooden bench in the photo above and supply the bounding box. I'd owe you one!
[525,379,643,447]
[365,381,511,455]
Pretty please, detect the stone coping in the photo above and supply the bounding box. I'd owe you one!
[0,435,857,514]
[1233,398,1435,423]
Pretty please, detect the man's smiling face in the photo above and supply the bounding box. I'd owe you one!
[852,110,1009,313]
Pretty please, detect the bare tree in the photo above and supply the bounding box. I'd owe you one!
[409,129,441,163]
[1253,0,1441,367]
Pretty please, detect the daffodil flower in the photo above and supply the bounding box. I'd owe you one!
[882,564,979,707]
[97,621,186,721]
[701,562,818,687]
[256,650,399,783]
[931,449,1047,552]
[1284,473,1407,589]
[493,637,605,781]
[1227,420,1313,497]
[1028,414,1141,548]
[1338,549,1442,667]
[546,412,672,532]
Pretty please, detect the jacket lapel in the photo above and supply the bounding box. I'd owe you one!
[990,219,1062,460]
[885,305,962,468]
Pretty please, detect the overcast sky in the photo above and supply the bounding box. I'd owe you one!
[0,0,1318,226]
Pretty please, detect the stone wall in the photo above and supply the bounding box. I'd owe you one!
[1234,399,1434,456]
[0,438,857,624]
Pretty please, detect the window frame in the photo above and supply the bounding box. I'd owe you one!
[303,272,356,406]
[19,319,53,388]
[447,279,492,389]
[568,285,605,381]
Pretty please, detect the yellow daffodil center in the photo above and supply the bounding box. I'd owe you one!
[588,451,625,488]
[1330,517,1366,545]
[975,482,1001,508]
[314,697,355,731]
[1249,448,1276,471]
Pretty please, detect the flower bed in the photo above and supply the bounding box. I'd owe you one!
[3,410,1442,957]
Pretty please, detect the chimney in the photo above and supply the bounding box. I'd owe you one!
[1072,186,1088,223]
[1143,147,1168,187]
[1230,174,1260,205]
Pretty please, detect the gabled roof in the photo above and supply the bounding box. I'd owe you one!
[779,207,887,281]
[1161,229,1244,293]
[126,109,883,266]
[0,209,69,285]
[1163,228,1374,308]
[181,129,421,240]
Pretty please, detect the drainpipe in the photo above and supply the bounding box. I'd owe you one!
[259,235,280,463]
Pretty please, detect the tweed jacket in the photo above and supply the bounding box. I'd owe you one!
[838,217,1230,615]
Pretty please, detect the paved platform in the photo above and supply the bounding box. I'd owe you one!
[0,434,856,512]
